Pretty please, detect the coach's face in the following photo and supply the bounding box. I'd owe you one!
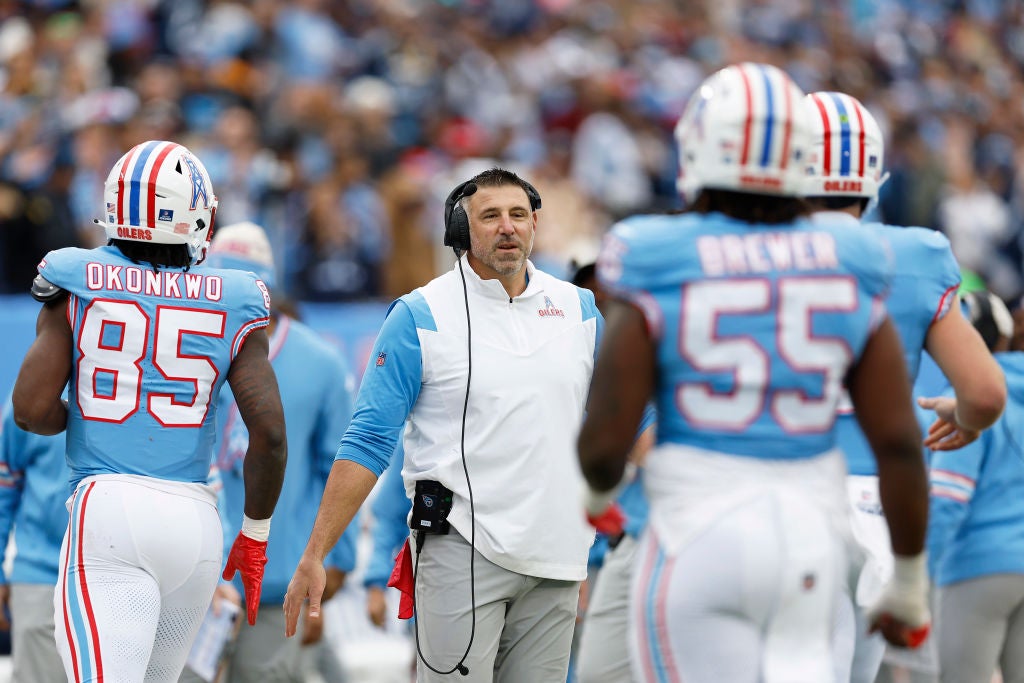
[465,184,536,286]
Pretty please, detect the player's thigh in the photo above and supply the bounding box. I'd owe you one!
[141,495,223,682]
[494,576,579,683]
[997,576,1024,683]
[414,531,513,683]
[56,481,163,683]
[630,493,839,683]
[10,583,64,683]
[629,503,776,683]
[937,576,1014,683]
[576,536,637,683]
[762,491,842,683]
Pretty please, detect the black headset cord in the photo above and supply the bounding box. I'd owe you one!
[411,254,476,677]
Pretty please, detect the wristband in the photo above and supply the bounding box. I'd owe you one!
[891,552,928,592]
[241,515,271,542]
[584,463,636,516]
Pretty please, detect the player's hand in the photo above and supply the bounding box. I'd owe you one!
[366,585,387,628]
[587,502,627,537]
[918,396,980,451]
[211,582,241,618]
[867,553,931,649]
[222,532,268,626]
[283,555,326,638]
[301,608,324,646]
[0,585,10,631]
[323,567,346,601]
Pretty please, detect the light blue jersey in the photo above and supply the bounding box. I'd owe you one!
[38,246,270,487]
[215,316,358,604]
[598,211,891,460]
[0,396,70,585]
[927,353,1024,586]
[835,225,960,475]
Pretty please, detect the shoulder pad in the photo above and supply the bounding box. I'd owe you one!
[30,274,66,303]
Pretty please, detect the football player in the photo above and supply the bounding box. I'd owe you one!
[801,91,1005,683]
[579,64,932,682]
[12,141,287,682]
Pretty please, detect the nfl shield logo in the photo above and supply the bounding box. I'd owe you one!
[158,208,174,222]
[376,352,387,367]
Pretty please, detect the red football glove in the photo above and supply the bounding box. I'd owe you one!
[587,502,627,537]
[222,532,269,626]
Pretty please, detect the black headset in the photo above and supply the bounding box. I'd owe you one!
[443,179,542,253]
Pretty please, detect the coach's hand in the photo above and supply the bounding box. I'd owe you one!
[223,532,269,626]
[867,553,931,649]
[283,555,326,638]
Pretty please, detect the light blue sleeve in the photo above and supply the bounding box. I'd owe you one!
[577,286,604,365]
[37,247,81,292]
[336,300,423,477]
[0,398,27,585]
[914,229,961,324]
[363,443,410,589]
[927,437,984,578]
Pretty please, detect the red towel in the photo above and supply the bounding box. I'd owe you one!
[387,538,416,620]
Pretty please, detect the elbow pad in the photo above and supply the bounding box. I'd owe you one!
[30,275,65,303]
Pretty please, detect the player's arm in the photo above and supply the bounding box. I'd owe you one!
[924,302,1005,433]
[228,328,287,520]
[847,316,931,647]
[222,327,286,625]
[13,295,72,435]
[578,298,656,494]
[849,316,927,554]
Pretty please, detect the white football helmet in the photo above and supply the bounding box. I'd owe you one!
[99,140,218,265]
[675,62,810,205]
[206,221,276,287]
[803,91,887,201]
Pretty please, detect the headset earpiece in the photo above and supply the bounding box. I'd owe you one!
[523,181,542,212]
[443,181,477,252]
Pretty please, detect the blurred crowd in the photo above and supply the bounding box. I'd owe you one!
[2,0,1024,301]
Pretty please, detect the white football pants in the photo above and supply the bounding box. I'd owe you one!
[55,475,222,683]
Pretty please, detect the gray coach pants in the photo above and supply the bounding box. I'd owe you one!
[937,573,1024,683]
[575,535,637,683]
[10,583,65,683]
[413,530,580,683]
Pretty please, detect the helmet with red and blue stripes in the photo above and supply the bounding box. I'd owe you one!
[803,91,887,201]
[675,62,810,205]
[98,141,218,265]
